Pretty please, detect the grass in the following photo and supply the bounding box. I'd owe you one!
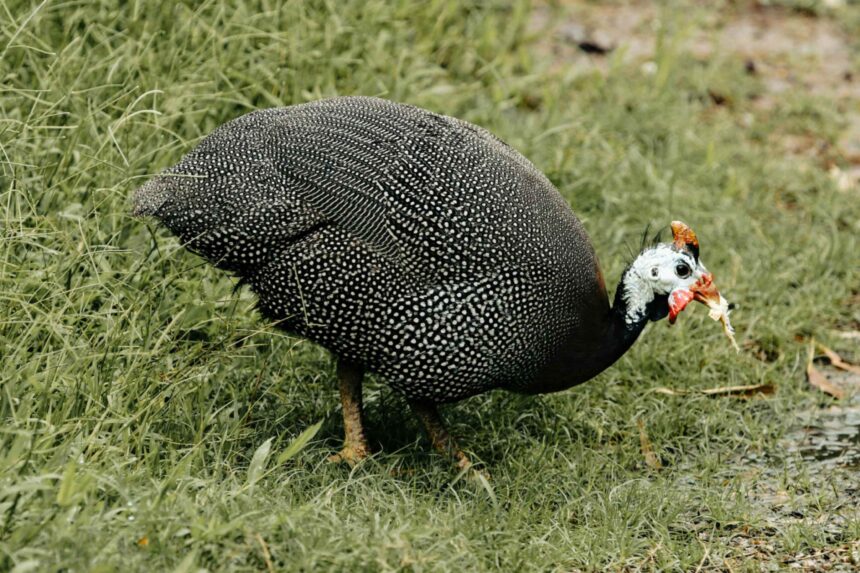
[1,0,859,571]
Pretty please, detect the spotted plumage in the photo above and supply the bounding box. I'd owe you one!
[134,96,726,466]
[134,96,606,402]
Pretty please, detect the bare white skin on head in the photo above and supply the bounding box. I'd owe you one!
[621,244,707,325]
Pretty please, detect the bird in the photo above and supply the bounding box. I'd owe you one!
[133,96,727,469]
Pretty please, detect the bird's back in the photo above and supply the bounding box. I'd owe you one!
[134,97,609,401]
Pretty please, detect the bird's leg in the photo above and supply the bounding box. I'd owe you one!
[408,400,472,471]
[328,360,371,465]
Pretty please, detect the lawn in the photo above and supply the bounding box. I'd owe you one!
[1,0,859,571]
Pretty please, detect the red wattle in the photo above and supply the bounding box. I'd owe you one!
[668,289,694,325]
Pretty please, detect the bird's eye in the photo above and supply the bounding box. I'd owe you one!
[675,263,691,278]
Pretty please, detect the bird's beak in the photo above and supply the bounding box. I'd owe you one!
[668,272,724,325]
[691,272,722,309]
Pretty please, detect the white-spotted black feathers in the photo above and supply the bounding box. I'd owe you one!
[134,97,610,402]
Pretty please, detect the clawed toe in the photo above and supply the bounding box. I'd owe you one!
[451,452,491,482]
[327,443,370,466]
[464,465,491,483]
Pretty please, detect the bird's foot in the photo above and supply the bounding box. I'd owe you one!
[453,450,473,472]
[453,451,491,483]
[327,442,371,466]
[465,467,492,485]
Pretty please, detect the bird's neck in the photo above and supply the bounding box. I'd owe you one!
[606,265,655,356]
[531,266,654,393]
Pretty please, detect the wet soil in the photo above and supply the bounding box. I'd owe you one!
[717,367,860,570]
[788,386,860,469]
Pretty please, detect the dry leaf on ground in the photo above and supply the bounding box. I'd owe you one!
[807,340,847,399]
[652,383,775,398]
[818,343,860,375]
[636,419,662,470]
[653,387,689,396]
[701,383,776,397]
[834,330,860,341]
[807,361,846,399]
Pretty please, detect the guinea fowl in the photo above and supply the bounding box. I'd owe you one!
[133,96,731,469]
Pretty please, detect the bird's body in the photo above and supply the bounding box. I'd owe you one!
[135,96,728,467]
[135,97,614,402]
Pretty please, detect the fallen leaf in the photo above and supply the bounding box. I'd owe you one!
[637,419,662,470]
[652,387,688,396]
[255,533,275,573]
[833,330,860,341]
[807,361,845,399]
[651,384,774,398]
[700,383,776,398]
[817,343,860,375]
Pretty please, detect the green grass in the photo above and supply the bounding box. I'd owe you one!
[2,0,859,571]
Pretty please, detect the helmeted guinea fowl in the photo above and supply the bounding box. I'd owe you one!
[133,96,730,468]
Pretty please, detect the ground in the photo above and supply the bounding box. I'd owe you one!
[1,0,859,571]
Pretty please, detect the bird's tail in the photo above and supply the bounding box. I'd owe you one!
[131,174,176,218]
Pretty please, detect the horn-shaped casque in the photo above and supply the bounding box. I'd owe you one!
[671,220,699,260]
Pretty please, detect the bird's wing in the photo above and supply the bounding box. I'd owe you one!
[136,97,587,282]
[237,97,571,274]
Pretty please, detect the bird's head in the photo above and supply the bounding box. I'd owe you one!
[620,221,727,326]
